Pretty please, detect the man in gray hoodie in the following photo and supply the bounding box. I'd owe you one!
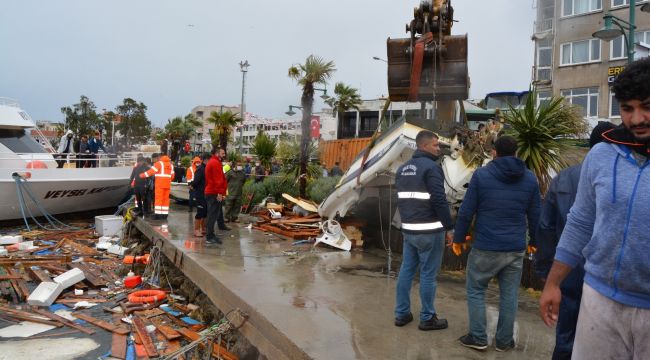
[539,58,650,359]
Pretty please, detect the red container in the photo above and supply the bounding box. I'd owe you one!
[124,275,142,288]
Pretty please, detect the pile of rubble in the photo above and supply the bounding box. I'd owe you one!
[0,219,241,359]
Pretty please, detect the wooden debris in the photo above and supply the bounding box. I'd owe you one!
[32,308,95,335]
[71,312,130,335]
[111,334,128,360]
[26,267,53,283]
[0,305,63,327]
[177,327,238,360]
[154,323,181,340]
[132,316,159,358]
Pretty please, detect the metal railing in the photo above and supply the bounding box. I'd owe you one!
[0,152,139,169]
[0,97,20,107]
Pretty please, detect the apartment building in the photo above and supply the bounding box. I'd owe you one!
[532,0,650,125]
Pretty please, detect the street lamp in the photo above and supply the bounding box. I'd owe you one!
[592,0,650,64]
[372,56,388,63]
[285,105,303,116]
[314,87,330,101]
[239,60,250,153]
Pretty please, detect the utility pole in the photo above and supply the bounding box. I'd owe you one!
[239,60,250,153]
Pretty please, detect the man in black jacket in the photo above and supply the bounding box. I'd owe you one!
[394,130,454,331]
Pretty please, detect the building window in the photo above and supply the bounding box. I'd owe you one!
[561,87,599,117]
[537,90,552,107]
[536,38,553,81]
[610,31,650,60]
[612,0,648,7]
[560,39,600,65]
[196,111,204,118]
[610,92,621,118]
[562,0,601,17]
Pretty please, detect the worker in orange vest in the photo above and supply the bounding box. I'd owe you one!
[186,156,201,212]
[140,154,174,219]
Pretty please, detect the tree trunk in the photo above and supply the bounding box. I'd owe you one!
[220,131,228,154]
[299,86,314,198]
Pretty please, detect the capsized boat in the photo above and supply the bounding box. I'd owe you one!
[318,120,479,222]
[0,98,134,221]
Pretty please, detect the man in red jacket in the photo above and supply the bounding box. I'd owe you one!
[204,147,228,244]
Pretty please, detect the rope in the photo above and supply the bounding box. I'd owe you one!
[12,174,79,231]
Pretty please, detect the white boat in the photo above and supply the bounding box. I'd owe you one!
[0,98,134,221]
[170,182,190,202]
[318,120,478,221]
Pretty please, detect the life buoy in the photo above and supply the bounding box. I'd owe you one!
[128,289,166,303]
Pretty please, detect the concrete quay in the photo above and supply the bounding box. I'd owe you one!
[133,206,555,360]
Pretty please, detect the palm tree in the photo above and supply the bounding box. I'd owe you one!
[206,110,242,153]
[325,82,362,122]
[503,87,587,194]
[251,130,276,168]
[288,55,336,197]
[164,114,202,143]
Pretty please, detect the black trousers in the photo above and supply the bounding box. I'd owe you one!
[205,195,225,239]
[134,187,147,213]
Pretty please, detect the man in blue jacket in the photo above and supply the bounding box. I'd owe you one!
[540,58,650,359]
[394,130,454,331]
[453,135,541,351]
[534,121,615,360]
[88,131,107,168]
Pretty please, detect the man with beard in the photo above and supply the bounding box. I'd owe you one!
[539,58,650,359]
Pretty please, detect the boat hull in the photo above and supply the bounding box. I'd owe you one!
[0,167,132,221]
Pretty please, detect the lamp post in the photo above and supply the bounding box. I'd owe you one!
[372,56,388,63]
[239,60,250,153]
[593,0,650,64]
[285,105,303,116]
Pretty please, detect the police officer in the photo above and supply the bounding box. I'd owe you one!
[394,130,454,331]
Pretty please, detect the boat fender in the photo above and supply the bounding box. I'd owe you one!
[127,289,166,303]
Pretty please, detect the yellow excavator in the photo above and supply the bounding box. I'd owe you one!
[386,0,468,131]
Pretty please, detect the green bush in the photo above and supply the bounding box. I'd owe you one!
[307,176,341,204]
[180,156,191,168]
[241,175,300,206]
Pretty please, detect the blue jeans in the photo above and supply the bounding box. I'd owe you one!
[395,231,445,321]
[466,248,524,346]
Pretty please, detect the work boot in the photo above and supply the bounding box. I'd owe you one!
[394,312,413,327]
[205,235,222,245]
[418,314,448,331]
[218,225,232,231]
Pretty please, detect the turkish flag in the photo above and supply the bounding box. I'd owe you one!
[310,115,320,139]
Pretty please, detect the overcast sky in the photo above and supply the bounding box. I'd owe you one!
[0,0,535,126]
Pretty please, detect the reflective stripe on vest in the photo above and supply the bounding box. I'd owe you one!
[401,221,443,231]
[155,174,172,178]
[397,192,431,200]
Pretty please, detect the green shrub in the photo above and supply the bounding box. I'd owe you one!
[307,176,341,204]
[241,175,300,206]
[180,156,191,168]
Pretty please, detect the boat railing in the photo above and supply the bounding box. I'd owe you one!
[0,97,20,107]
[0,152,140,169]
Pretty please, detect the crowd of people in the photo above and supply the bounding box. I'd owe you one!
[394,58,650,359]
[55,130,108,168]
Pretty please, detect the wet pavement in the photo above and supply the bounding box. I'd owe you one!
[134,206,555,360]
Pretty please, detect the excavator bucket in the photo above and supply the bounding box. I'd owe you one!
[386,34,468,102]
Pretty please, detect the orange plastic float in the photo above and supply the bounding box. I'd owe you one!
[127,289,166,303]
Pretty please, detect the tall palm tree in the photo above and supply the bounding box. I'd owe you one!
[288,54,336,197]
[206,110,242,153]
[164,114,202,143]
[325,82,362,122]
[503,87,587,194]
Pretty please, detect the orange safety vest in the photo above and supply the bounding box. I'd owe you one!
[186,165,196,183]
[140,155,174,189]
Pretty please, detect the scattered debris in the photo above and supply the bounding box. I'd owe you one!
[0,221,242,359]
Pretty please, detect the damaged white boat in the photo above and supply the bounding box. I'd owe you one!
[0,98,134,221]
[318,120,480,222]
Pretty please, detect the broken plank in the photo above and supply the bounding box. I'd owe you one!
[0,306,64,327]
[154,323,181,340]
[176,327,238,360]
[71,312,130,335]
[32,308,95,335]
[0,255,70,266]
[6,268,30,300]
[0,275,23,280]
[69,263,106,288]
[26,267,53,283]
[111,333,127,360]
[132,316,158,358]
